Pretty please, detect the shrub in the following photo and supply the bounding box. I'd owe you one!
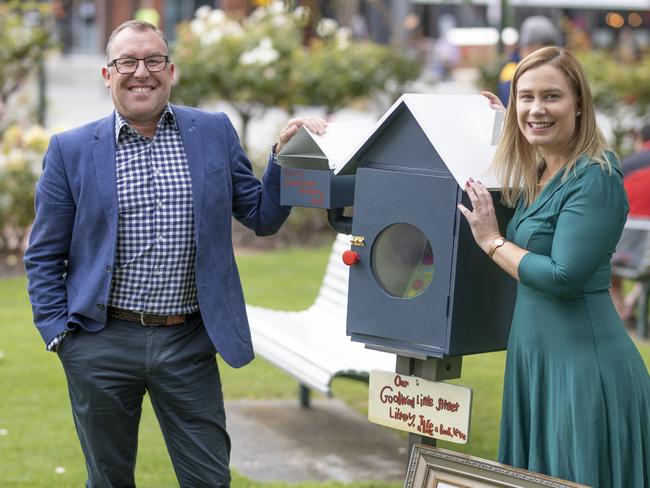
[172,2,421,151]
[0,124,50,253]
[577,49,650,157]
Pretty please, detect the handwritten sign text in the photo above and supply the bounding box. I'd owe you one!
[368,370,472,444]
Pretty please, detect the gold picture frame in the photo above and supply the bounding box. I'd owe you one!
[405,445,591,488]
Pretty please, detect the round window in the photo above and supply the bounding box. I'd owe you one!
[371,223,434,299]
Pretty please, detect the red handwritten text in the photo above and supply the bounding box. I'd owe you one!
[389,407,416,427]
[379,386,416,408]
[435,397,460,412]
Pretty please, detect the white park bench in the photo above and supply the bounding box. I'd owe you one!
[246,234,396,407]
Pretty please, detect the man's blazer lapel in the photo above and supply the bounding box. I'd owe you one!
[91,114,118,227]
[176,109,205,239]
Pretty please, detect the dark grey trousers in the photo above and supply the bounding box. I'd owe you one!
[57,314,230,487]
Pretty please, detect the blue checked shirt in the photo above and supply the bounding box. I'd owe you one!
[108,105,199,315]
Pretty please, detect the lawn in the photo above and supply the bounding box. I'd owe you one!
[1,244,648,487]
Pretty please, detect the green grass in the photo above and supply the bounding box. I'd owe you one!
[1,246,649,487]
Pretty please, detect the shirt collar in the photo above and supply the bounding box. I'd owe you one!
[114,104,177,143]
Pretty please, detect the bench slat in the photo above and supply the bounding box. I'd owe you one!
[247,234,395,396]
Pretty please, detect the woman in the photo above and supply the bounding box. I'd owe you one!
[459,47,650,487]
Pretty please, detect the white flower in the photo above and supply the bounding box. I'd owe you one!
[335,27,352,49]
[293,6,309,21]
[239,51,255,65]
[207,9,226,27]
[223,21,244,38]
[0,429,8,436]
[190,18,206,37]
[268,1,285,15]
[317,18,339,38]
[195,5,211,20]
[201,29,223,46]
[250,7,267,22]
[240,37,279,66]
[272,15,288,28]
[54,467,65,474]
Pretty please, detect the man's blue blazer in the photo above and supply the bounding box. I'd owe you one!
[24,105,290,368]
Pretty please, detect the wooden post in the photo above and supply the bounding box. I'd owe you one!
[395,355,462,466]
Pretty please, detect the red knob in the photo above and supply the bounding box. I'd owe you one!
[342,250,360,266]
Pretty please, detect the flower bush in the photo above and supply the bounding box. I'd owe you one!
[172,2,421,150]
[0,124,50,253]
[0,1,56,255]
[292,19,421,114]
[172,2,308,149]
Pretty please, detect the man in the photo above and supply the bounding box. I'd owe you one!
[497,15,561,105]
[24,20,324,487]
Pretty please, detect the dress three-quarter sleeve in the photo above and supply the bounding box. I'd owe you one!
[517,164,627,299]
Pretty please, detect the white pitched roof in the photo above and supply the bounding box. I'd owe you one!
[335,94,505,189]
[277,121,375,172]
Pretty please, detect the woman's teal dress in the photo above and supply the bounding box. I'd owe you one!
[499,154,650,488]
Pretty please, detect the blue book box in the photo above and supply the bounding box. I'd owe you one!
[279,94,516,359]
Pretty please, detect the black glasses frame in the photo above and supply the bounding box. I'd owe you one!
[107,55,170,74]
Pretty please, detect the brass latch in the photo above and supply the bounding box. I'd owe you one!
[350,235,365,247]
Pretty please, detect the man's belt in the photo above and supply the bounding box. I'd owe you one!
[107,306,196,326]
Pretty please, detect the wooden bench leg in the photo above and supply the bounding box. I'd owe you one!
[299,384,311,408]
[636,282,650,339]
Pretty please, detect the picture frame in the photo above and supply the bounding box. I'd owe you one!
[405,445,591,488]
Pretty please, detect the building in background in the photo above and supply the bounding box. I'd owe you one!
[49,0,650,57]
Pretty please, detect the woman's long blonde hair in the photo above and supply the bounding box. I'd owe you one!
[493,46,610,207]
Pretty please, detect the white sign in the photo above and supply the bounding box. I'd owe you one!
[368,370,472,444]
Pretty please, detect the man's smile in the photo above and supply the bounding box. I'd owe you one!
[128,86,155,93]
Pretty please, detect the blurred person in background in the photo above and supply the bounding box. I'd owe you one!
[498,15,561,106]
[611,122,650,326]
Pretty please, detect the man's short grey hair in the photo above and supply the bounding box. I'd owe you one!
[519,16,561,48]
[105,19,169,61]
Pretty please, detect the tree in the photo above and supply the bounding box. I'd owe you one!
[0,0,56,130]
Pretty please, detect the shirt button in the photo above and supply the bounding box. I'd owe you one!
[105,265,112,273]
[157,201,163,209]
[96,304,105,311]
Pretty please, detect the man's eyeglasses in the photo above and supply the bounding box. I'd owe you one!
[107,55,169,74]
